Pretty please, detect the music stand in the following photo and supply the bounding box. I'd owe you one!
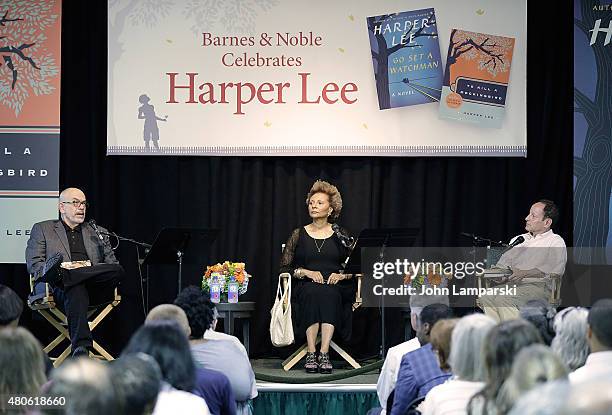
[345,228,419,358]
[142,228,218,294]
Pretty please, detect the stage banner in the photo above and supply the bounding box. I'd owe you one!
[0,0,61,264]
[107,0,526,157]
[573,0,612,264]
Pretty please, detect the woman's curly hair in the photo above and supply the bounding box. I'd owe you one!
[174,286,215,339]
[305,180,343,221]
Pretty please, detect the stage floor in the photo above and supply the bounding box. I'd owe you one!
[252,358,379,386]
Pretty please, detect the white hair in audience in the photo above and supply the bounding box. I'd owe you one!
[498,344,568,414]
[507,380,570,415]
[447,313,496,381]
[550,307,590,371]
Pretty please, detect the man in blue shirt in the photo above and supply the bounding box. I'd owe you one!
[390,303,453,415]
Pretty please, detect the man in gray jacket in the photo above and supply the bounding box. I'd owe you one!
[26,187,123,357]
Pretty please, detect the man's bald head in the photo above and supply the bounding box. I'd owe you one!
[58,188,87,229]
[59,187,85,202]
[145,304,191,338]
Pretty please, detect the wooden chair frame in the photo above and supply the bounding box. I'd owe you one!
[476,245,563,308]
[279,273,362,371]
[476,272,562,307]
[28,275,121,367]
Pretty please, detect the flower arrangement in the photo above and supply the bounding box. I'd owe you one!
[201,261,250,298]
[404,267,452,291]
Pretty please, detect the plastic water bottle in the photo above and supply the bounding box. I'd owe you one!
[228,282,239,303]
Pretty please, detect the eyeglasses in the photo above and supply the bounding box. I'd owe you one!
[61,200,89,208]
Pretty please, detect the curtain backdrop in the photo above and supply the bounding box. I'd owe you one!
[0,1,573,358]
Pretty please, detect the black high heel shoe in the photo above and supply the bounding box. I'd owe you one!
[318,352,332,374]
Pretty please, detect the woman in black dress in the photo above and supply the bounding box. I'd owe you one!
[280,180,356,374]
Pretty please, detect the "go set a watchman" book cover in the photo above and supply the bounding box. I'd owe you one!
[367,8,443,110]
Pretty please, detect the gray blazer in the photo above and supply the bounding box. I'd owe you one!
[25,219,118,276]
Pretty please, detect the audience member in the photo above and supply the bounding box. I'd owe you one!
[122,320,211,414]
[421,314,496,415]
[175,286,257,415]
[389,304,454,415]
[145,303,236,415]
[551,307,590,370]
[42,358,121,415]
[0,284,54,376]
[497,344,568,414]
[375,295,449,415]
[569,298,612,384]
[429,318,459,372]
[0,327,47,413]
[519,299,557,345]
[560,377,612,415]
[467,319,542,415]
[206,306,248,350]
[507,380,570,415]
[0,284,23,327]
[110,353,162,415]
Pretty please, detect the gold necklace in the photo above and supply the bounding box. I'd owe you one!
[314,238,326,253]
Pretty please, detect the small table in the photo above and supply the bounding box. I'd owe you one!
[215,302,256,356]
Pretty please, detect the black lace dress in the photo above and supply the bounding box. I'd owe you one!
[279,227,356,342]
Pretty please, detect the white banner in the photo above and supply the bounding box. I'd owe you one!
[107,0,526,156]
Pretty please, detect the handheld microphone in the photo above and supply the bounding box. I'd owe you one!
[89,219,104,241]
[331,223,355,248]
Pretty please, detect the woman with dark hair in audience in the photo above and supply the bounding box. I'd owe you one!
[519,299,556,345]
[0,284,23,328]
[497,344,568,414]
[175,286,256,415]
[467,319,543,415]
[421,314,497,415]
[0,327,47,413]
[122,320,210,414]
[551,307,590,370]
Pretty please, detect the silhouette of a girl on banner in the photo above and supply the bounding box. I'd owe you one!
[138,94,167,152]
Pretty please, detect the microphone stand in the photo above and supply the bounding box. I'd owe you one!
[100,230,152,250]
[100,230,153,313]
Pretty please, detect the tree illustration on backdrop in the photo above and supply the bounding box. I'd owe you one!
[107,0,278,144]
[367,12,437,109]
[573,1,612,263]
[443,29,513,87]
[0,1,59,116]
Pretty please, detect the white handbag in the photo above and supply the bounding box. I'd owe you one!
[270,272,294,347]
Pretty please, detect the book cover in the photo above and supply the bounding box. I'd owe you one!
[439,29,515,128]
[367,8,443,110]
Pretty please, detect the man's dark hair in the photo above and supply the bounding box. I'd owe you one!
[587,298,612,348]
[122,320,196,392]
[0,284,23,326]
[174,286,215,338]
[420,303,453,328]
[111,354,161,415]
[520,299,556,345]
[538,199,559,226]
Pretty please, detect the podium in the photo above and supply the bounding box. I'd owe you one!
[142,228,218,294]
